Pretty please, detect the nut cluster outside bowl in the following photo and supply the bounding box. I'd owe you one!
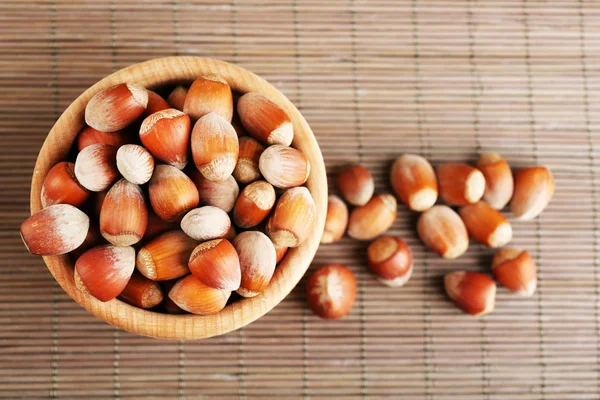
[29,56,327,340]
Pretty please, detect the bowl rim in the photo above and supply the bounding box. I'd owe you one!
[30,56,327,340]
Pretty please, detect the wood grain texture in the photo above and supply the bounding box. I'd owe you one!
[29,56,327,340]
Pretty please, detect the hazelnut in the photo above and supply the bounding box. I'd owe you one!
[237,92,293,146]
[306,264,356,320]
[85,83,148,132]
[321,195,348,244]
[437,163,485,206]
[367,236,413,287]
[417,205,469,259]
[337,164,374,207]
[476,153,514,210]
[390,154,437,211]
[444,271,496,316]
[511,166,555,220]
[347,194,397,241]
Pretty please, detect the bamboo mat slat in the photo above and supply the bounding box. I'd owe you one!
[1,0,599,398]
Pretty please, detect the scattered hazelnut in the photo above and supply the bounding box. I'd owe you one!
[444,271,496,316]
[337,164,374,207]
[306,264,356,320]
[367,236,413,287]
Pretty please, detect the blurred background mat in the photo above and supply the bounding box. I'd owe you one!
[1,0,598,399]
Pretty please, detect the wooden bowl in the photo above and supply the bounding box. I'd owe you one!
[29,57,327,340]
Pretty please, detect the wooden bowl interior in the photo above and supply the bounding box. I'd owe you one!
[30,56,327,340]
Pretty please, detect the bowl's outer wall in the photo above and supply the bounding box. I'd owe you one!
[30,56,327,339]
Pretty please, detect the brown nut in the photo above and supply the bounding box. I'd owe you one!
[476,153,514,210]
[168,275,231,315]
[492,248,537,296]
[167,85,188,111]
[21,204,90,256]
[444,271,496,316]
[144,90,170,116]
[347,194,397,241]
[337,164,374,207]
[237,92,293,146]
[148,164,199,222]
[321,195,348,244]
[233,180,276,228]
[511,166,555,220]
[140,108,191,170]
[266,186,316,248]
[76,125,132,151]
[74,244,135,302]
[437,163,486,206]
[259,145,310,189]
[85,83,148,132]
[191,112,239,182]
[184,75,233,121]
[233,231,277,297]
[136,230,197,281]
[100,179,148,247]
[41,161,90,208]
[189,170,240,213]
[367,236,413,287]
[459,202,512,248]
[188,239,241,291]
[74,144,119,192]
[306,264,356,320]
[390,154,438,211]
[118,272,164,309]
[417,205,469,259]
[233,136,265,184]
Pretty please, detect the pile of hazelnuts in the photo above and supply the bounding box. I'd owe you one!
[307,155,554,319]
[19,73,555,322]
[21,76,316,315]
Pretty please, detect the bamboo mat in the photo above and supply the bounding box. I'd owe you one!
[1,0,599,398]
